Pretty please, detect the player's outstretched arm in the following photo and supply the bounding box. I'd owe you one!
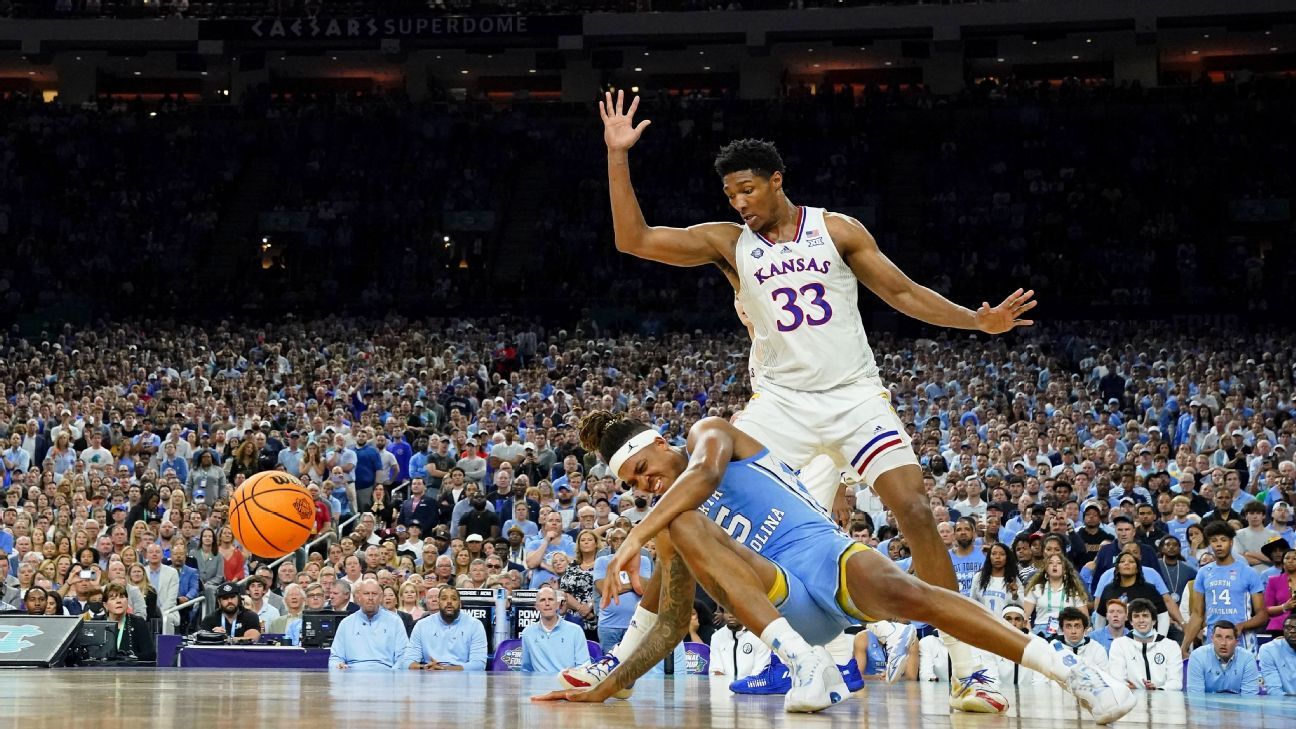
[532,533,694,703]
[599,90,736,268]
[611,418,732,570]
[830,213,1036,334]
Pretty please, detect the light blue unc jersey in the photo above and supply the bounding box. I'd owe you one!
[733,206,883,392]
[699,448,860,629]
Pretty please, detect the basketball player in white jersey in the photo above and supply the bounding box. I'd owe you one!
[579,91,1037,713]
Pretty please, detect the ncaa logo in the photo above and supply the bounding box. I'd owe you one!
[751,248,764,259]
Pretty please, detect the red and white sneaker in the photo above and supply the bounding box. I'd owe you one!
[559,654,634,699]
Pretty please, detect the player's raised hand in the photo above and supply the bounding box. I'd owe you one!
[599,544,643,609]
[974,288,1037,334]
[599,89,651,152]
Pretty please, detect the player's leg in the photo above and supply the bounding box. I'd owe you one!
[561,567,662,696]
[841,549,1135,724]
[667,511,845,711]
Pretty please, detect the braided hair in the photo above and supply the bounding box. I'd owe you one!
[578,410,653,466]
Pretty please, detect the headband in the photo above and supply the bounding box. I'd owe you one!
[608,430,661,479]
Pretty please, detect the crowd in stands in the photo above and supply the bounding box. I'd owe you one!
[1,311,1295,686]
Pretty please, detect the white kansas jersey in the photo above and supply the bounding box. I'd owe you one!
[734,206,881,392]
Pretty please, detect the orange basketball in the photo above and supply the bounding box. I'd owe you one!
[229,471,314,559]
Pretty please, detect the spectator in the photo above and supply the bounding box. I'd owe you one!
[199,583,262,643]
[1022,554,1089,637]
[1236,501,1279,567]
[1263,545,1296,635]
[244,576,280,630]
[526,512,575,588]
[519,585,591,673]
[1090,598,1130,653]
[403,585,487,671]
[1108,598,1182,691]
[501,502,538,539]
[1048,607,1108,671]
[192,528,222,587]
[1090,515,1160,595]
[970,542,1023,617]
[102,583,156,662]
[708,604,768,679]
[269,584,306,635]
[327,579,359,614]
[352,429,384,514]
[1186,621,1259,695]
[143,544,179,631]
[399,478,438,532]
[329,579,406,672]
[988,606,1046,686]
[1257,613,1296,696]
[592,539,653,653]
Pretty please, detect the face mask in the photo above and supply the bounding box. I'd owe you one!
[634,498,648,510]
[1131,626,1156,640]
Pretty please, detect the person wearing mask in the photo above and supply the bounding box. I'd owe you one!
[519,585,592,673]
[1185,621,1259,695]
[328,579,407,671]
[1048,607,1108,670]
[402,585,488,671]
[1107,598,1182,691]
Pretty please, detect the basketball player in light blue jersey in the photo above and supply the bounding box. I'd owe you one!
[590,89,1037,712]
[1179,522,1267,656]
[537,412,1135,724]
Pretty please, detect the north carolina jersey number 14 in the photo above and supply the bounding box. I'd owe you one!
[771,283,833,332]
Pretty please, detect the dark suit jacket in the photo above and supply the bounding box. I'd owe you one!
[111,614,157,662]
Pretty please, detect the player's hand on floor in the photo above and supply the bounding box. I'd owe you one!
[531,687,610,703]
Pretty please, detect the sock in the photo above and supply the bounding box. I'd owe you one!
[609,606,659,662]
[940,631,980,680]
[1020,634,1070,683]
[759,617,814,660]
[824,631,854,664]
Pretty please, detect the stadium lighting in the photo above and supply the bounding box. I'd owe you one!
[634,67,642,72]
[703,66,711,70]
[460,70,469,74]
[997,58,1005,63]
[133,71,141,76]
[630,86,639,92]
[1071,55,1079,60]
[528,69,536,73]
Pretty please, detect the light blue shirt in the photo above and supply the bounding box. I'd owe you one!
[1258,639,1296,695]
[519,618,591,673]
[402,612,488,671]
[284,618,303,646]
[276,447,303,477]
[328,608,407,671]
[1186,645,1260,695]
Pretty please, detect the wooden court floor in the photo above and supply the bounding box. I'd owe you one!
[2,670,1293,728]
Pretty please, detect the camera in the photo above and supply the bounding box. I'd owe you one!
[80,569,95,580]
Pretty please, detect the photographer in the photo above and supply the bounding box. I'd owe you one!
[62,565,105,617]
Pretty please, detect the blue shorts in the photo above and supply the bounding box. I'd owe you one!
[766,542,874,645]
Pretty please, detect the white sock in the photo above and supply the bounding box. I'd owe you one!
[824,631,854,664]
[1020,635,1069,683]
[759,617,814,660]
[609,606,659,662]
[940,631,980,679]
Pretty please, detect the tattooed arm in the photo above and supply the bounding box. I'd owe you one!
[533,527,693,703]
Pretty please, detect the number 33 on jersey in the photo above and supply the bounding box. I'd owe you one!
[735,206,882,392]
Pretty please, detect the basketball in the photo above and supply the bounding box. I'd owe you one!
[228,471,315,559]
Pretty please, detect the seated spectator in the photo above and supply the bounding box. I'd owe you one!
[526,512,576,589]
[1258,613,1296,696]
[62,565,104,615]
[502,502,539,539]
[1089,598,1129,653]
[327,580,360,614]
[402,585,487,671]
[102,583,156,662]
[24,586,49,615]
[328,579,406,672]
[988,606,1047,686]
[1049,607,1108,670]
[1186,621,1259,695]
[199,583,262,643]
[519,585,591,673]
[1108,598,1182,691]
[1263,545,1296,634]
[269,584,306,635]
[244,576,280,630]
[708,605,768,679]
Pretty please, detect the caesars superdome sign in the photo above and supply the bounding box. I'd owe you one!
[199,15,582,42]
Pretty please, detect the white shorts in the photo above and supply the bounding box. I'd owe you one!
[733,378,918,508]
